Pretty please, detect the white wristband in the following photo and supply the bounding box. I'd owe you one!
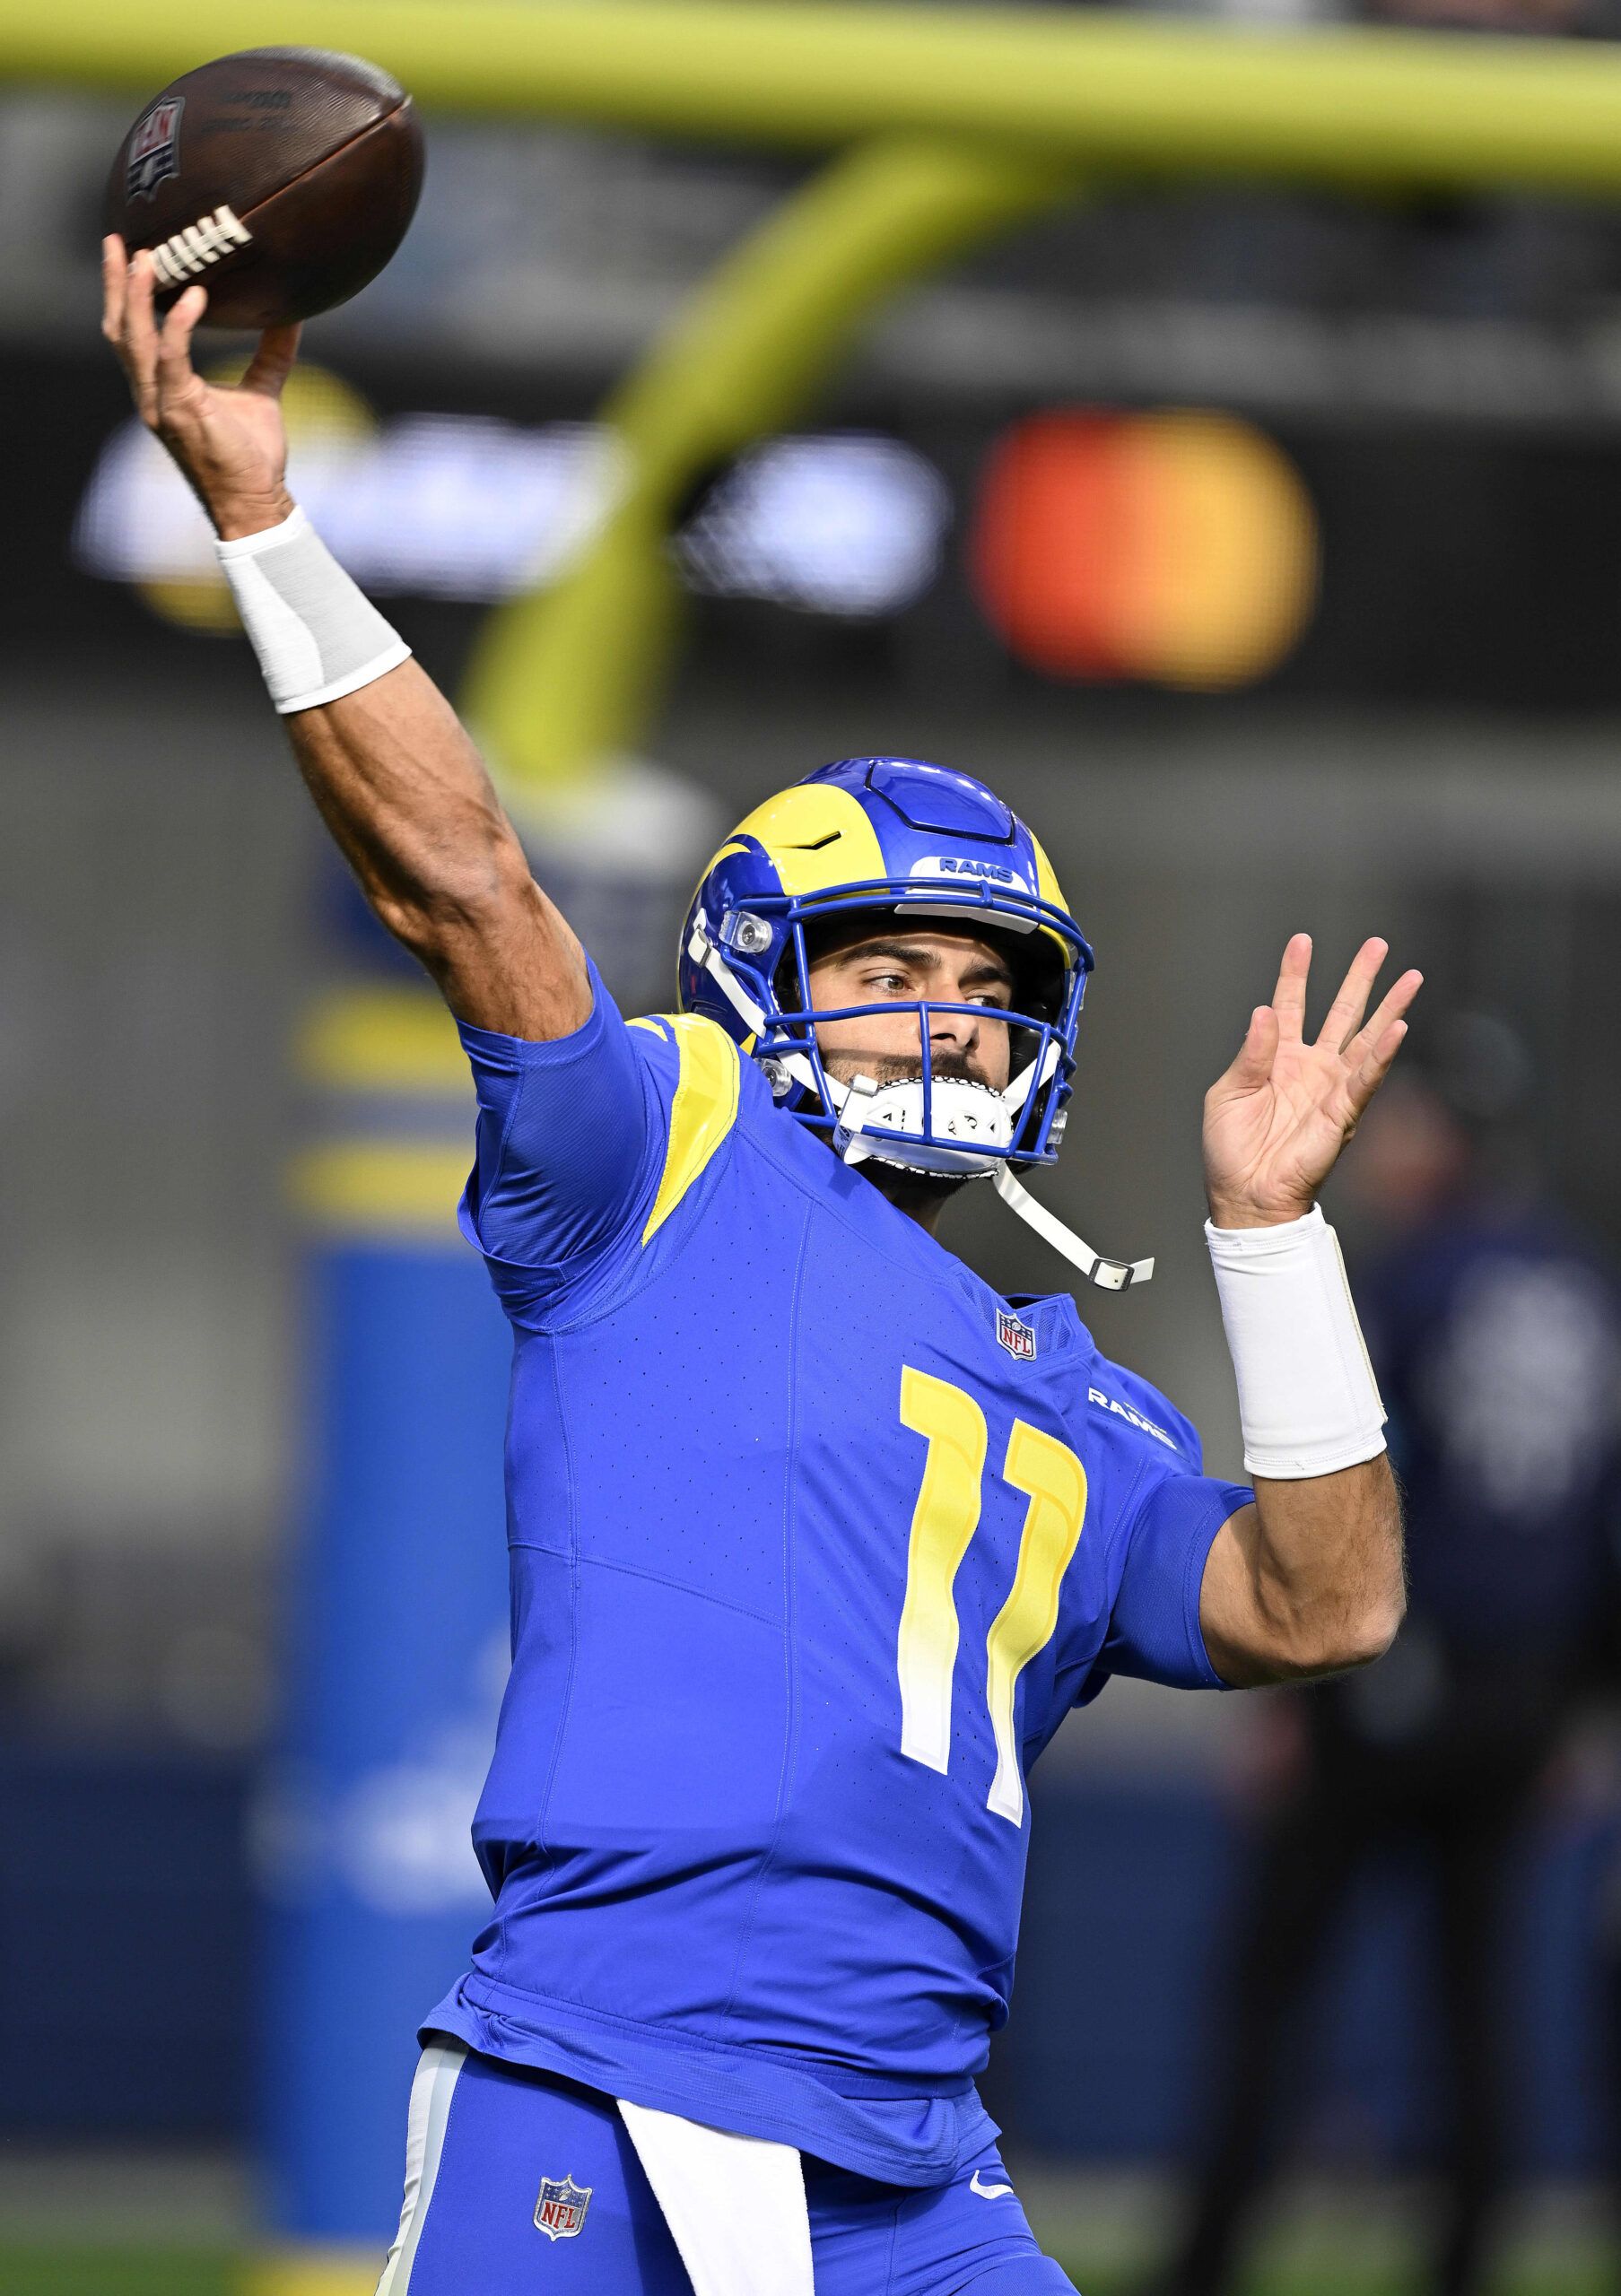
[1206,1205,1386,1479]
[214,506,410,714]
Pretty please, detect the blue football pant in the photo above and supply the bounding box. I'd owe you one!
[379,2040,1077,2295]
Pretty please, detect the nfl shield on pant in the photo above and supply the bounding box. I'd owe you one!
[535,2175,593,2240]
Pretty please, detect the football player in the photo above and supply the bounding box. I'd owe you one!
[106,248,1417,2296]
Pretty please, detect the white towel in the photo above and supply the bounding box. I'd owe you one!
[618,2099,815,2296]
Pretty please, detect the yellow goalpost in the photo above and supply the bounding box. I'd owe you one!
[7,0,1621,796]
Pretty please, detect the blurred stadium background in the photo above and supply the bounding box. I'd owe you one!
[7,1,1621,2290]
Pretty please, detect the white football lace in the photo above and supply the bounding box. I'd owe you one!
[147,204,253,288]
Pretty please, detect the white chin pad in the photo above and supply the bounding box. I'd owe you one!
[836,1077,1014,1175]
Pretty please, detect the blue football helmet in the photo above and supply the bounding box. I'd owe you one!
[677,756,1152,1289]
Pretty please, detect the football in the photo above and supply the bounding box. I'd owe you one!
[105,47,424,331]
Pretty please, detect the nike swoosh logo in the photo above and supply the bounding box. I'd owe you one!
[970,2170,1015,2199]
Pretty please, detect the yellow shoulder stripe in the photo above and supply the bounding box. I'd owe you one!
[627,1016,670,1039]
[641,1013,741,1245]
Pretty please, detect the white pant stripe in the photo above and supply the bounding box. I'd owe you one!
[375,2039,466,2296]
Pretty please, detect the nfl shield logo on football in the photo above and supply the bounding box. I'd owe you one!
[996,1309,1036,1361]
[126,100,184,202]
[534,2173,591,2240]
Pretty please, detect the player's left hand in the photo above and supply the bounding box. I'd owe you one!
[1203,935,1422,1230]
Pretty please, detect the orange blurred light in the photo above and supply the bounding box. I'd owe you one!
[969,408,1320,691]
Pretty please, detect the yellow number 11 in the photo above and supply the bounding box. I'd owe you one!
[896,1366,1088,1827]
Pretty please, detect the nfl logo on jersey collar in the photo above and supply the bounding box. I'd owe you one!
[534,2173,591,2239]
[996,1309,1036,1361]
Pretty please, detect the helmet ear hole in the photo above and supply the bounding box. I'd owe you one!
[1015,944,1066,1026]
[773,940,806,1015]
[781,910,873,1014]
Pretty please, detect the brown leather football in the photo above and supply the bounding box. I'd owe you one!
[106,48,424,330]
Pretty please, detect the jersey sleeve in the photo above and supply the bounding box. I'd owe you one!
[1079,1361,1251,1699]
[1095,1470,1252,1691]
[455,958,661,1313]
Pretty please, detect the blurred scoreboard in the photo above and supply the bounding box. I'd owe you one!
[11,336,1621,709]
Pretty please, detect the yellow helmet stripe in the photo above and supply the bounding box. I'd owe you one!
[724,784,887,900]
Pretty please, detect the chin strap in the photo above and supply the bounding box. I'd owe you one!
[689,926,769,1036]
[778,1049,1155,1288]
[1000,1039,1059,1114]
[993,1167,1154,1292]
[832,1071,877,1163]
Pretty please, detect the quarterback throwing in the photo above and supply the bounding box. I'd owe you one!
[106,241,1416,2296]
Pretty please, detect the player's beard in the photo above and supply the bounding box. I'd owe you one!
[818,1048,989,1213]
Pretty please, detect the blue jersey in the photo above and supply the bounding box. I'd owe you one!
[425,964,1249,2184]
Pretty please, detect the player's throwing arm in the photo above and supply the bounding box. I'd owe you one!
[101,239,592,1048]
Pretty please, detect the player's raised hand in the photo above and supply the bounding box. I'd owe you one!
[1203,934,1422,1230]
[101,235,300,541]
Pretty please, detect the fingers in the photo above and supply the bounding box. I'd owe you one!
[1319,936,1389,1052]
[1269,934,1312,1041]
[154,282,208,407]
[105,247,213,436]
[100,235,127,351]
[1341,967,1422,1117]
[1216,1004,1280,1097]
[241,324,302,399]
[1344,1014,1412,1120]
[1364,965,1424,1041]
[115,246,162,423]
[1342,965,1423,1072]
